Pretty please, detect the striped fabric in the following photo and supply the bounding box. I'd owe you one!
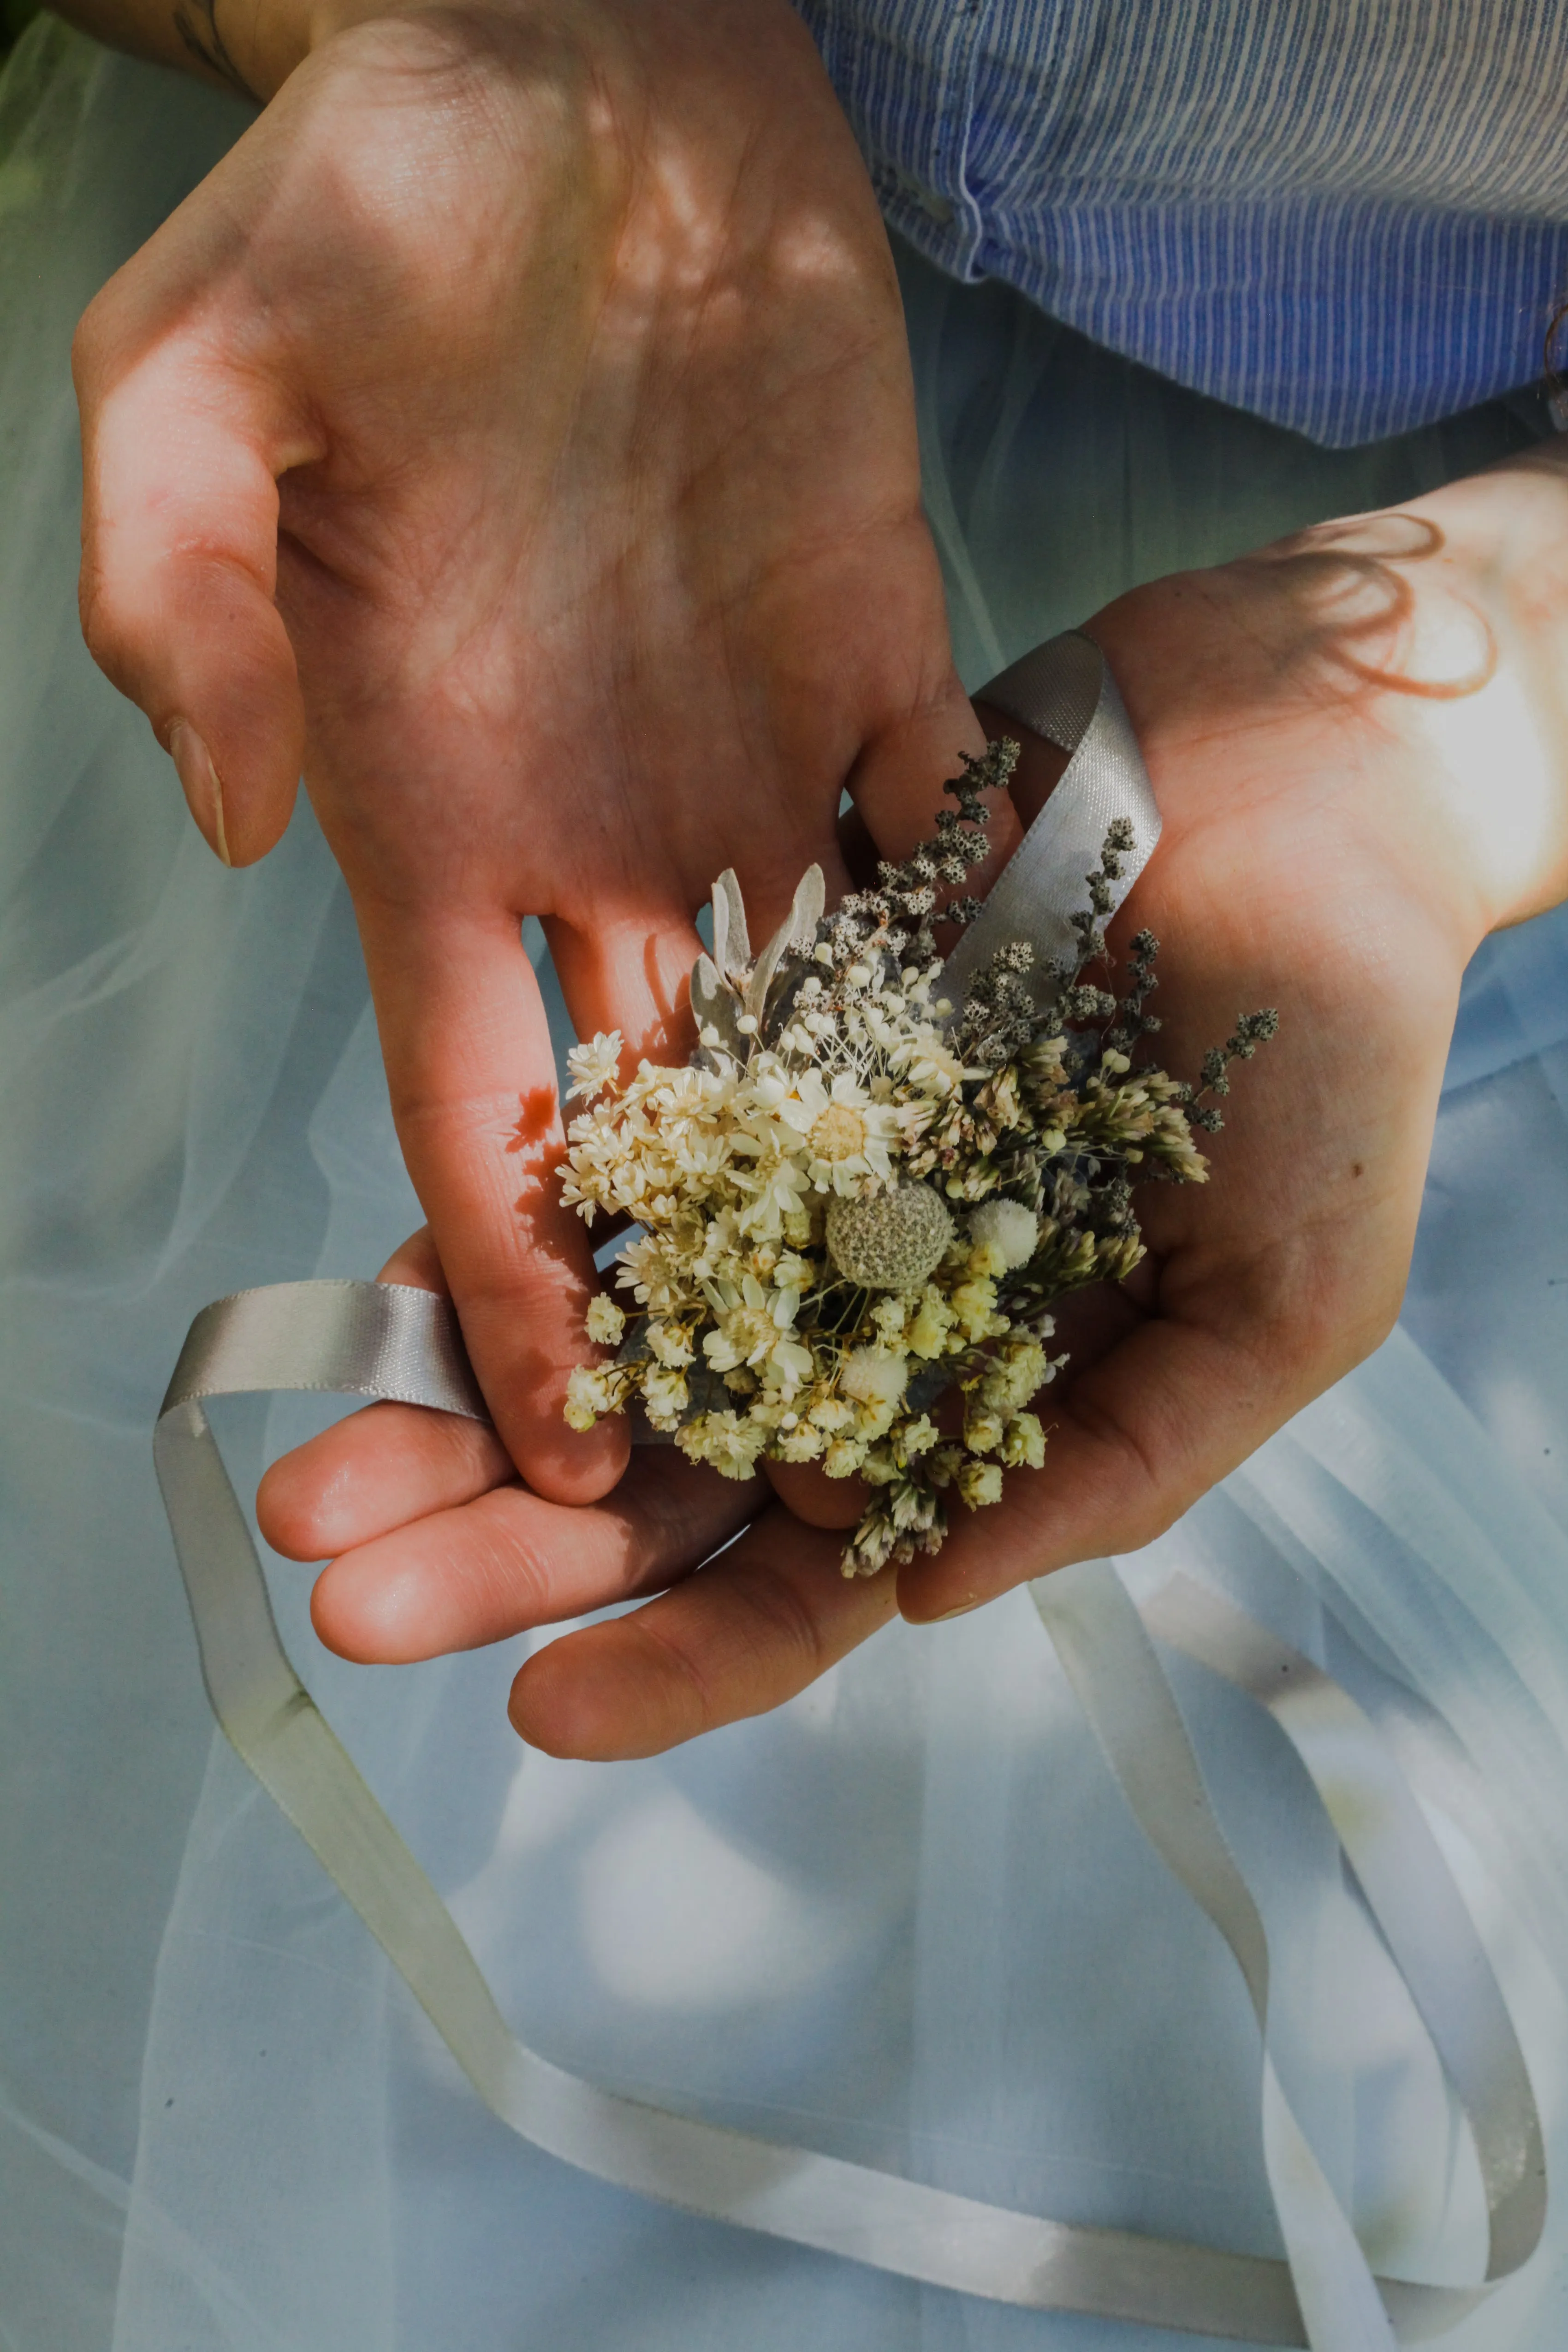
[792,0,1568,446]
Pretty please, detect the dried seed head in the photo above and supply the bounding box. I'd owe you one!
[826,1184,955,1292]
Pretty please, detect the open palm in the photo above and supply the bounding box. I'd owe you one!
[260,510,1526,1754]
[73,0,993,1503]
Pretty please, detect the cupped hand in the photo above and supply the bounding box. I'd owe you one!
[74,0,992,1503]
[263,498,1559,1755]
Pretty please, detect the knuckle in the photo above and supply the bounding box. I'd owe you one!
[625,1612,715,1734]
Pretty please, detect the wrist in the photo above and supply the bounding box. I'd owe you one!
[1408,446,1568,932]
[1091,453,1568,959]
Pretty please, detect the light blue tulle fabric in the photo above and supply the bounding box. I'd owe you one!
[3,22,1568,2351]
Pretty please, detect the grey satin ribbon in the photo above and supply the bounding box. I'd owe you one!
[945,630,1161,1008]
[151,636,1543,2345]
[154,1285,1544,2349]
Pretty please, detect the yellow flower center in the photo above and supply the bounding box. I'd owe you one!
[810,1102,868,1163]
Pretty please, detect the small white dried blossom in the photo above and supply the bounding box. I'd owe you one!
[676,1409,768,1479]
[554,768,1271,1577]
[968,1198,1039,1271]
[840,1349,910,1409]
[564,1363,626,1431]
[564,1030,624,1100]
[1002,1413,1046,1469]
[584,1294,626,1347]
[956,1458,1004,1509]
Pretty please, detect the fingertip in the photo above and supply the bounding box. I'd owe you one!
[257,1397,515,1562]
[894,1561,992,1624]
[762,1456,867,1529]
[509,1623,696,1761]
[309,1532,467,1664]
[255,1453,330,1562]
[309,1550,412,1663]
[154,582,305,866]
[516,1411,632,1509]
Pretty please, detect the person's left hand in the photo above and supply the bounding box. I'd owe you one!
[262,481,1568,1756]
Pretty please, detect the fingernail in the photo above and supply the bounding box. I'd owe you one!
[169,720,231,866]
[903,1597,982,1625]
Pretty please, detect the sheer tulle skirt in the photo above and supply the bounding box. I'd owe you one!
[4,22,1568,2349]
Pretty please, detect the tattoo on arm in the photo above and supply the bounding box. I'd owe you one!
[172,0,256,97]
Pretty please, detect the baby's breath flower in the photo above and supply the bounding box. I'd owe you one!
[564,1363,628,1430]
[584,1294,626,1347]
[962,1405,1007,1455]
[642,1365,690,1429]
[677,1409,767,1479]
[979,1339,1051,1415]
[1001,1413,1046,1470]
[956,1458,1005,1510]
[554,796,1273,1577]
[949,1277,1004,1342]
[564,1030,624,1100]
[871,1294,908,1342]
[908,1286,956,1359]
[809,1396,857,1434]
[645,1319,694,1367]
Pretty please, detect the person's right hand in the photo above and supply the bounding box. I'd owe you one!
[73,0,999,1504]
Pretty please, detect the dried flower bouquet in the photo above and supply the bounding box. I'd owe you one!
[558,742,1276,1576]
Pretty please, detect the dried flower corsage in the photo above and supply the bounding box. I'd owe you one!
[558,742,1276,1576]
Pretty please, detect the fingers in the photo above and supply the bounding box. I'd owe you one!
[971,695,1069,831]
[74,261,321,867]
[543,902,706,1067]
[260,1397,514,1561]
[257,1229,511,1560]
[849,677,1024,892]
[760,1456,866,1529]
[354,908,632,1504]
[310,1448,759,1664]
[511,1504,897,1760]
[894,1295,1359,1623]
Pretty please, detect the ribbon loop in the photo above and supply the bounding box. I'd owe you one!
[945,630,1161,1010]
[154,1279,1544,2347]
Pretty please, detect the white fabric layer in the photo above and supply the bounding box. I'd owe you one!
[4,22,1568,2352]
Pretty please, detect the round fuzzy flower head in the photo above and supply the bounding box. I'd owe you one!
[826,1185,954,1292]
[555,753,1275,1579]
[839,1348,910,1409]
[968,1198,1039,1272]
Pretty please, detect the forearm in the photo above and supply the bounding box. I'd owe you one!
[1094,439,1568,961]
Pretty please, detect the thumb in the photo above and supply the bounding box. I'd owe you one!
[74,274,319,866]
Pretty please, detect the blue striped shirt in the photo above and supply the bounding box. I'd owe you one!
[792,0,1568,446]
